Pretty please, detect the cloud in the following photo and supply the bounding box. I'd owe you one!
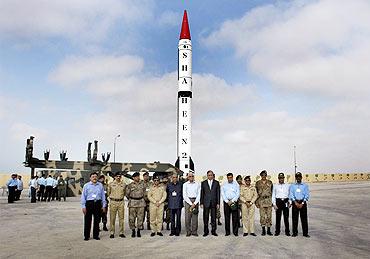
[203,0,370,98]
[0,0,154,42]
[158,10,180,27]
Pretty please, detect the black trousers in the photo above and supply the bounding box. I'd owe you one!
[224,202,239,235]
[292,202,308,235]
[275,199,290,234]
[52,187,58,200]
[170,208,182,235]
[15,190,22,200]
[45,186,53,201]
[8,186,16,203]
[31,187,37,203]
[203,206,217,234]
[37,185,45,201]
[84,200,102,239]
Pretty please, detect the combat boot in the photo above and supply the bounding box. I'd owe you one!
[131,229,136,238]
[218,219,222,226]
[147,222,151,230]
[137,229,141,238]
[262,226,266,236]
[267,227,273,236]
[166,223,170,230]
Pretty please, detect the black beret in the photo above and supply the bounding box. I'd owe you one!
[260,170,267,176]
[278,173,285,178]
[132,172,140,178]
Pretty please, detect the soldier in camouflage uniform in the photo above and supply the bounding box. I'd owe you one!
[141,171,151,230]
[107,172,126,238]
[98,175,108,231]
[126,172,146,238]
[148,176,167,236]
[255,170,273,236]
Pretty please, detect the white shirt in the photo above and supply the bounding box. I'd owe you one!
[183,181,201,205]
[46,177,54,186]
[208,179,213,189]
[29,179,38,188]
[272,183,291,206]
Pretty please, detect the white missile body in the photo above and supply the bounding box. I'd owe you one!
[176,10,194,174]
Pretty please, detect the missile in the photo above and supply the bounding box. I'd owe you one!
[175,10,194,174]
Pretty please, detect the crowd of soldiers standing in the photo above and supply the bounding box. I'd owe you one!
[6,174,68,203]
[81,169,310,241]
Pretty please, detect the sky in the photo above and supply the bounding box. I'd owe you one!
[1,0,369,175]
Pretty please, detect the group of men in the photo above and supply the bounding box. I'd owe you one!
[81,169,310,241]
[6,174,24,203]
[28,174,67,203]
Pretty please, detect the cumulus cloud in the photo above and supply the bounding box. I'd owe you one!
[203,0,370,98]
[0,0,154,42]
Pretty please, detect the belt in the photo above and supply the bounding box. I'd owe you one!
[86,199,102,203]
[130,197,144,200]
[262,196,270,199]
[295,199,304,204]
[110,198,124,202]
[277,198,289,201]
[189,197,196,200]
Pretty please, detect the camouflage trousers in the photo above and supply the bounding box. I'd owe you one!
[149,203,164,233]
[109,201,125,235]
[129,207,145,230]
[163,204,171,224]
[259,206,272,227]
[216,207,221,219]
[242,203,255,233]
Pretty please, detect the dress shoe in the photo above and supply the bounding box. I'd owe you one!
[169,233,175,236]
[93,237,100,240]
[131,230,136,238]
[243,233,248,237]
[157,232,163,236]
[250,233,257,236]
[84,237,89,241]
[203,233,209,237]
[110,234,114,238]
[186,233,191,237]
[286,232,291,236]
[150,233,156,237]
[292,233,298,237]
[119,234,126,238]
[303,234,310,238]
[234,233,238,237]
[175,233,180,236]
[211,232,218,237]
[274,233,280,236]
[225,233,230,236]
[192,233,199,236]
[137,229,141,238]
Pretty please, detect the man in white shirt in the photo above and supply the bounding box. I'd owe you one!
[272,173,291,236]
[183,172,201,236]
[29,176,38,203]
[45,175,54,202]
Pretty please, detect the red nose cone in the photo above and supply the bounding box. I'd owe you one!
[180,10,191,40]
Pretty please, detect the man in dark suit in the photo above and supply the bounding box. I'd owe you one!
[200,170,220,237]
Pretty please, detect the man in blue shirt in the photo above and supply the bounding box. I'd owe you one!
[289,172,310,238]
[45,175,54,202]
[81,172,107,241]
[6,174,18,203]
[167,173,183,236]
[221,173,240,236]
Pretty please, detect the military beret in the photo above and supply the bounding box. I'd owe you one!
[295,172,302,177]
[244,175,251,181]
[143,172,149,176]
[260,170,267,176]
[278,173,285,178]
[236,175,242,180]
[153,176,160,181]
[132,172,140,178]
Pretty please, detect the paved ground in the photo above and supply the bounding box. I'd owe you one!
[1,182,370,259]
